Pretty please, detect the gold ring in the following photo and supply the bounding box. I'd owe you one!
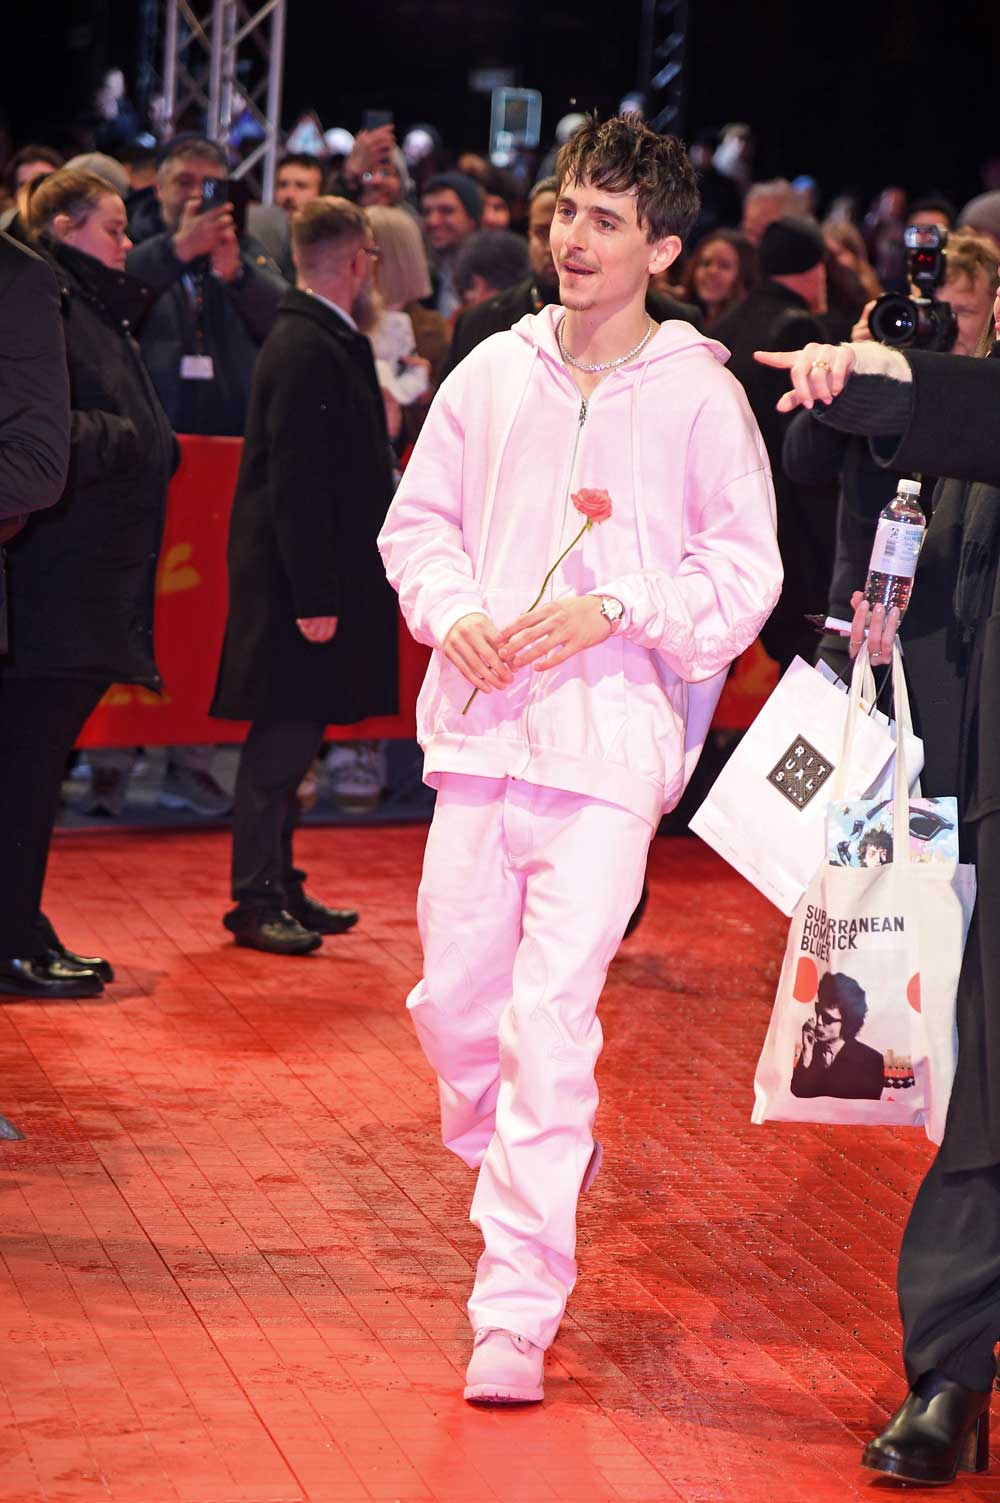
[810,359,831,373]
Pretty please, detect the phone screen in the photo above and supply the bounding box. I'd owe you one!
[200,178,229,211]
[363,109,393,132]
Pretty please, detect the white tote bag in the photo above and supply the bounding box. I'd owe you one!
[690,653,923,915]
[752,644,976,1144]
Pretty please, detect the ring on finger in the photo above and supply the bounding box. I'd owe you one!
[809,359,831,373]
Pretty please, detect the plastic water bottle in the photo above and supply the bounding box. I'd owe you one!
[864,479,926,618]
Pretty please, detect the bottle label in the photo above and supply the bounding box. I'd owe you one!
[869,518,923,578]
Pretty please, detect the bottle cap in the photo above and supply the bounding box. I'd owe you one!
[898,479,922,496]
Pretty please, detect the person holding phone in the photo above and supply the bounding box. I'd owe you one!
[85,135,287,822]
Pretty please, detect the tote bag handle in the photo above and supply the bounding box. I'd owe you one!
[831,639,916,866]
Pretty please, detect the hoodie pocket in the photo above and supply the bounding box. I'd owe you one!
[427,587,534,737]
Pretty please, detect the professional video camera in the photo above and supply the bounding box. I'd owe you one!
[867,225,958,351]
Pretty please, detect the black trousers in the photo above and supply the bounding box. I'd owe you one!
[230,718,325,909]
[0,673,107,957]
[899,1150,1000,1391]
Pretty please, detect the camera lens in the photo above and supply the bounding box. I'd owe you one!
[868,293,918,347]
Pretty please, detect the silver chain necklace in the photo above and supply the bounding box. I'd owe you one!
[557,313,655,373]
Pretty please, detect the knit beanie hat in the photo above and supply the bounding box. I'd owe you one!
[759,215,825,276]
[423,171,484,225]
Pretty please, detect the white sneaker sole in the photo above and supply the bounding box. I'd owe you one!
[463,1382,543,1404]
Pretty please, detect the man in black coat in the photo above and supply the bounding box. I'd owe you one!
[713,216,838,670]
[0,233,70,652]
[444,176,702,378]
[758,331,1000,1480]
[211,197,399,955]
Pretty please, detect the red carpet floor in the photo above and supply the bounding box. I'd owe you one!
[0,826,993,1502]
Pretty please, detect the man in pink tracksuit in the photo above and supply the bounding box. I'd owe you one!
[378,116,782,1404]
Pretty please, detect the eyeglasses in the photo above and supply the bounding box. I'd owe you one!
[816,1010,842,1026]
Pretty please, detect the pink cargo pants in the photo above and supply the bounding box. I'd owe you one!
[408,772,651,1349]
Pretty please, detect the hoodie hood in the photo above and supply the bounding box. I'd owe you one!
[512,302,730,375]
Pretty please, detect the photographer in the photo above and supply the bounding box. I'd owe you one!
[94,135,287,820]
[755,278,1000,1486]
[126,135,286,439]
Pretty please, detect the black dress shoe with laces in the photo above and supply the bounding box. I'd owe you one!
[286,894,359,936]
[222,907,323,955]
[0,957,105,999]
[862,1370,992,1484]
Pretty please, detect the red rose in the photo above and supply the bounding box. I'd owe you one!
[571,488,613,524]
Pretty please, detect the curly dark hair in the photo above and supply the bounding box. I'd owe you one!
[817,972,868,1040]
[859,828,893,865]
[555,114,700,243]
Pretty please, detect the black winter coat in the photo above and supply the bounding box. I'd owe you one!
[126,231,286,437]
[0,234,69,528]
[816,349,1000,1171]
[210,289,399,724]
[5,241,176,685]
[714,281,839,669]
[0,234,71,653]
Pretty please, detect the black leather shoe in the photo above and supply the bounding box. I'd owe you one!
[623,882,649,940]
[222,907,323,956]
[862,1370,992,1483]
[35,914,115,983]
[46,948,114,983]
[286,894,359,935]
[0,957,105,999]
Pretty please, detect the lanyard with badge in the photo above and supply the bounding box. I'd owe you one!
[180,268,214,381]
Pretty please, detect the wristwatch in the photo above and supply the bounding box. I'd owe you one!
[599,597,625,633]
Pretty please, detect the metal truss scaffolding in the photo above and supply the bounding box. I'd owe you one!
[638,0,690,136]
[161,0,287,201]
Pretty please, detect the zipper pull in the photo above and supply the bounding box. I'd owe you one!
[579,398,588,425]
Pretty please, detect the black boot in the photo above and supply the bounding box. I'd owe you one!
[862,1370,992,1484]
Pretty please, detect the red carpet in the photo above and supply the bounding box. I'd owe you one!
[0,826,990,1501]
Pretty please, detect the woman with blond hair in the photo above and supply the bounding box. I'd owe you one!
[367,204,451,394]
[0,169,174,999]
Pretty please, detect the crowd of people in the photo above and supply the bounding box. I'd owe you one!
[0,107,997,945]
[4,99,1000,1472]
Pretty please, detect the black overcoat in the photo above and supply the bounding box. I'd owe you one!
[210,289,399,724]
[5,241,176,685]
[713,281,839,667]
[816,349,1000,1171]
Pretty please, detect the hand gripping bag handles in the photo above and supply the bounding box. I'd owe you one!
[752,642,976,1144]
[689,653,922,916]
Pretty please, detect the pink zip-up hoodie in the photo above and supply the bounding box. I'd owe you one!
[378,305,782,828]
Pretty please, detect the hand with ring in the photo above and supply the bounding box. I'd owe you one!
[848,590,900,662]
[753,340,857,412]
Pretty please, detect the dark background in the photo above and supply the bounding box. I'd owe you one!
[3,0,999,210]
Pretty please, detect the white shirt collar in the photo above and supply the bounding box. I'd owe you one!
[303,287,358,332]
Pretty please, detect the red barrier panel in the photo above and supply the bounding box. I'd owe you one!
[78,434,774,747]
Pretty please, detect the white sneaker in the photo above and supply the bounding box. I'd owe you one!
[463,1328,544,1404]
